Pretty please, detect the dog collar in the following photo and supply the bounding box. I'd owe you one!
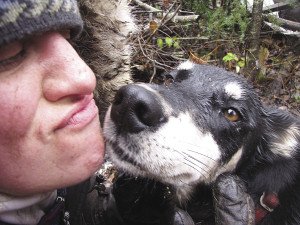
[255,192,279,224]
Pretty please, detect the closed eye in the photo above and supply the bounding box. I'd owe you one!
[0,41,26,73]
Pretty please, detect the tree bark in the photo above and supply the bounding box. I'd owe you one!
[245,0,264,80]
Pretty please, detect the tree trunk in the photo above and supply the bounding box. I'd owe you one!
[245,0,264,80]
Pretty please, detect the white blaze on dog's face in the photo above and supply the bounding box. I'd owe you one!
[105,108,221,185]
[104,62,263,199]
[224,82,244,100]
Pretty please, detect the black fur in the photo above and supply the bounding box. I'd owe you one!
[104,63,300,225]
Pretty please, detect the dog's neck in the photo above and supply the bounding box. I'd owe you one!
[174,185,195,204]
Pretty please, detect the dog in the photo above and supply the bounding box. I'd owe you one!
[103,61,300,225]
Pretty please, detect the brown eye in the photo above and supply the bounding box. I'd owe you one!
[223,108,241,122]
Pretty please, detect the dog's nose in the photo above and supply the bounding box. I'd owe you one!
[110,84,166,133]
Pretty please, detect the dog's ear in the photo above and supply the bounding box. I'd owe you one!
[263,108,300,158]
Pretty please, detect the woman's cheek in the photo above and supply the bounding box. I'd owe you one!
[0,80,39,138]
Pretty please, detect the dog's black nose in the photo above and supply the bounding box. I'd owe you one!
[110,84,166,133]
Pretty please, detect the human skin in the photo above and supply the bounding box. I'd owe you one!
[0,31,104,196]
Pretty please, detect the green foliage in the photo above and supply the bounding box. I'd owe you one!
[157,38,164,49]
[223,52,238,62]
[223,52,245,73]
[237,58,245,68]
[183,0,250,40]
[165,37,173,47]
[266,14,283,27]
[182,0,209,14]
[173,38,180,49]
[156,37,180,49]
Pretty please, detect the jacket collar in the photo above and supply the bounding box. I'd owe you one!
[0,191,57,225]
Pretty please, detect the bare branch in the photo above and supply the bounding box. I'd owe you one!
[132,0,161,13]
[273,17,300,31]
[172,15,199,22]
[149,60,157,83]
[159,2,178,25]
[136,36,173,69]
[132,0,199,22]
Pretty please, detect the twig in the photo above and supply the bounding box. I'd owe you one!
[132,0,161,13]
[149,60,157,83]
[172,15,199,22]
[160,2,178,25]
[161,4,182,24]
[146,3,181,42]
[175,36,209,40]
[132,0,199,22]
[137,36,173,69]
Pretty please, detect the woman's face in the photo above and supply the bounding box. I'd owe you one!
[0,32,104,196]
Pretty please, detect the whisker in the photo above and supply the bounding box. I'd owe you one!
[181,161,208,180]
[172,147,233,181]
[180,151,212,174]
[171,148,210,178]
[182,149,232,174]
[156,136,219,162]
[171,147,215,172]
[184,149,218,162]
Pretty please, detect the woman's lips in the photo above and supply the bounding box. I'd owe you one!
[56,98,99,130]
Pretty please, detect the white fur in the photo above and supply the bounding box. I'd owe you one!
[212,147,243,181]
[224,82,244,99]
[113,0,137,35]
[177,61,195,70]
[270,125,300,157]
[104,110,222,200]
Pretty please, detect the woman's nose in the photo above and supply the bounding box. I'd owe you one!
[39,32,96,102]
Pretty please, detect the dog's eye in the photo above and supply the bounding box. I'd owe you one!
[223,108,241,122]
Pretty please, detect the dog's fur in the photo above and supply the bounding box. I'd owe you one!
[76,0,136,121]
[104,61,300,225]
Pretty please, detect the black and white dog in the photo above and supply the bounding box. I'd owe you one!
[103,61,300,225]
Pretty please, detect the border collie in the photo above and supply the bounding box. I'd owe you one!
[103,61,300,225]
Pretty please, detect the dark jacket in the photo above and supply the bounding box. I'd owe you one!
[34,173,254,225]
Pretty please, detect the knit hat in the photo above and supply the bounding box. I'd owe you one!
[0,0,83,47]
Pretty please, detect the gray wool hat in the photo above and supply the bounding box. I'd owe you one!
[0,0,83,46]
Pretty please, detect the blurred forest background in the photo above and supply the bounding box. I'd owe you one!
[129,0,300,115]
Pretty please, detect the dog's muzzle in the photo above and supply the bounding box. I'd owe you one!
[110,84,166,133]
